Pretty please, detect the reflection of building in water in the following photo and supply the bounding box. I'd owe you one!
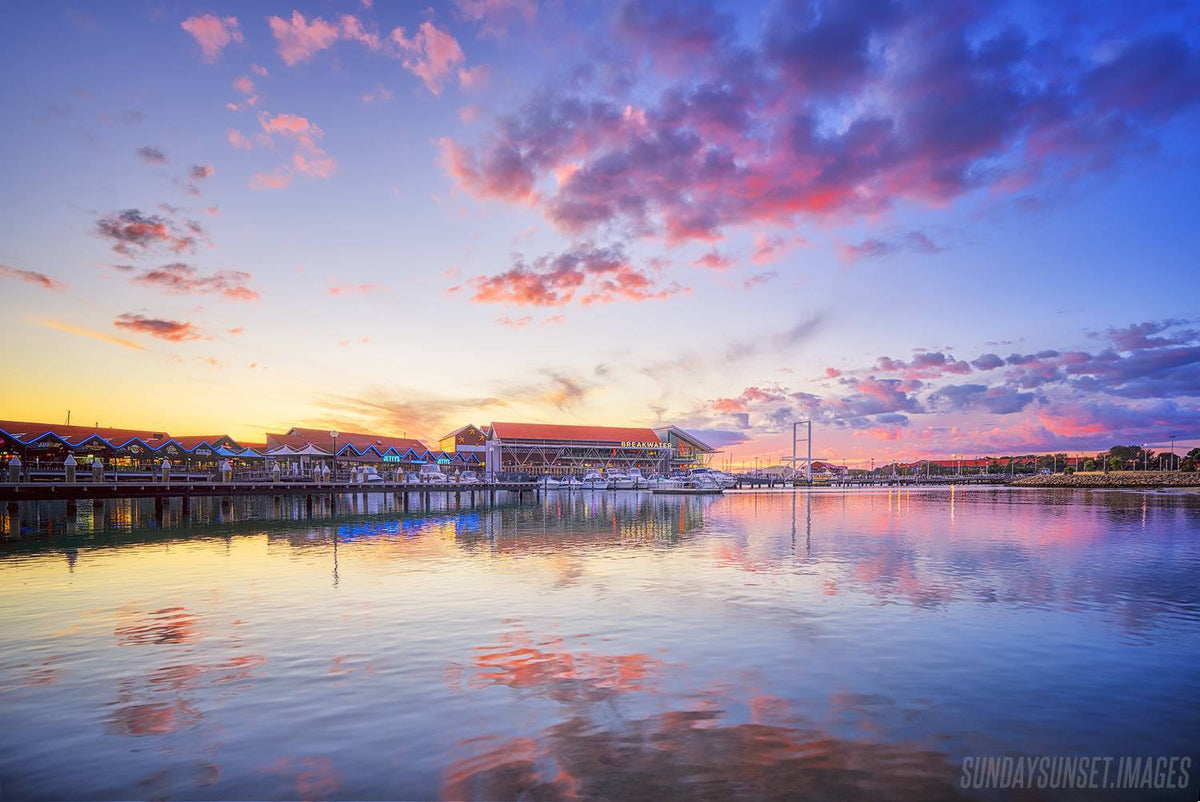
[464,494,718,551]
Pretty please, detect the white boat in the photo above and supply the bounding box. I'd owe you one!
[647,473,681,490]
[459,471,480,484]
[608,470,635,490]
[686,472,723,490]
[418,463,448,484]
[561,475,583,490]
[539,475,562,490]
[580,470,607,490]
[690,468,736,489]
[626,468,649,489]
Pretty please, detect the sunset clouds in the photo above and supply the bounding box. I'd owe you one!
[694,319,1200,454]
[113,313,205,342]
[180,14,242,63]
[95,209,203,257]
[116,262,259,302]
[468,243,685,307]
[1,265,65,291]
[2,2,1196,457]
[440,0,1200,288]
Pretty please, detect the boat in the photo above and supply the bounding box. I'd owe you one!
[647,473,681,490]
[688,472,724,490]
[418,463,448,484]
[459,471,480,484]
[608,469,635,490]
[539,475,562,490]
[651,484,723,495]
[561,475,583,490]
[580,470,607,490]
[690,468,736,489]
[626,468,650,489]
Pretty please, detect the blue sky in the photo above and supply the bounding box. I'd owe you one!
[1,0,1198,465]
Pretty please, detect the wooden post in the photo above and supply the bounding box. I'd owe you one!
[154,496,164,523]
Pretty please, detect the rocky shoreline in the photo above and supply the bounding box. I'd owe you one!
[1012,471,1200,488]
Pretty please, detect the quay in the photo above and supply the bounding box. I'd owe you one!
[731,474,1013,489]
[0,479,541,520]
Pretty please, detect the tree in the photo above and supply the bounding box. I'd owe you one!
[1108,456,1122,471]
[1083,459,1096,472]
[1188,447,1200,462]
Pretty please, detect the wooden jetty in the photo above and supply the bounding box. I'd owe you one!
[0,479,540,520]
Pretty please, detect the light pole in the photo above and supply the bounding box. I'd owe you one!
[330,430,339,480]
[1142,444,1148,471]
[1169,434,1177,471]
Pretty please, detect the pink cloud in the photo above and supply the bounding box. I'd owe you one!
[361,84,395,104]
[1,264,66,290]
[226,128,257,150]
[233,76,255,95]
[692,249,735,270]
[497,315,533,329]
[751,233,806,265]
[180,14,242,63]
[328,283,387,296]
[125,262,259,301]
[249,169,293,190]
[114,313,206,342]
[453,0,536,38]
[392,22,465,95]
[268,11,342,65]
[470,243,685,307]
[459,64,490,90]
[741,270,778,289]
[95,209,201,256]
[260,112,315,136]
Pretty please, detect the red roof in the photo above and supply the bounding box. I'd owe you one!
[283,427,426,453]
[171,435,239,449]
[0,419,169,445]
[489,422,662,444]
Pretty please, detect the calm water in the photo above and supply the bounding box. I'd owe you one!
[1,488,1198,801]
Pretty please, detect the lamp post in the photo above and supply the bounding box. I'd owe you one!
[1169,434,1177,471]
[330,430,339,481]
[1142,444,1148,471]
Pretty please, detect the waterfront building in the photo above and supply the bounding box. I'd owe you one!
[475,422,715,476]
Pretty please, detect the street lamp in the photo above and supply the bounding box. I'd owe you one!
[1141,444,1148,471]
[1169,434,1177,471]
[330,430,339,480]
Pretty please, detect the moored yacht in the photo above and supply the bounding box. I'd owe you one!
[608,469,635,490]
[690,468,736,488]
[626,468,649,489]
[647,473,681,490]
[581,470,607,490]
[539,475,562,490]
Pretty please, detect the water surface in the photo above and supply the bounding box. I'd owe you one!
[1,488,1198,800]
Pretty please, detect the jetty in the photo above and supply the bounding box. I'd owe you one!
[0,477,541,521]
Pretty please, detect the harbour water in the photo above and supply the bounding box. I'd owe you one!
[1,488,1198,800]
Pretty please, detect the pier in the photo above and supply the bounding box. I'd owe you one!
[0,479,541,521]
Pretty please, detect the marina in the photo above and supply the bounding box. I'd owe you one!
[2,487,1197,799]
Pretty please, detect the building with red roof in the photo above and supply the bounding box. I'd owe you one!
[468,421,714,476]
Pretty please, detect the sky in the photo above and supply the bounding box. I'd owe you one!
[1,0,1199,467]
